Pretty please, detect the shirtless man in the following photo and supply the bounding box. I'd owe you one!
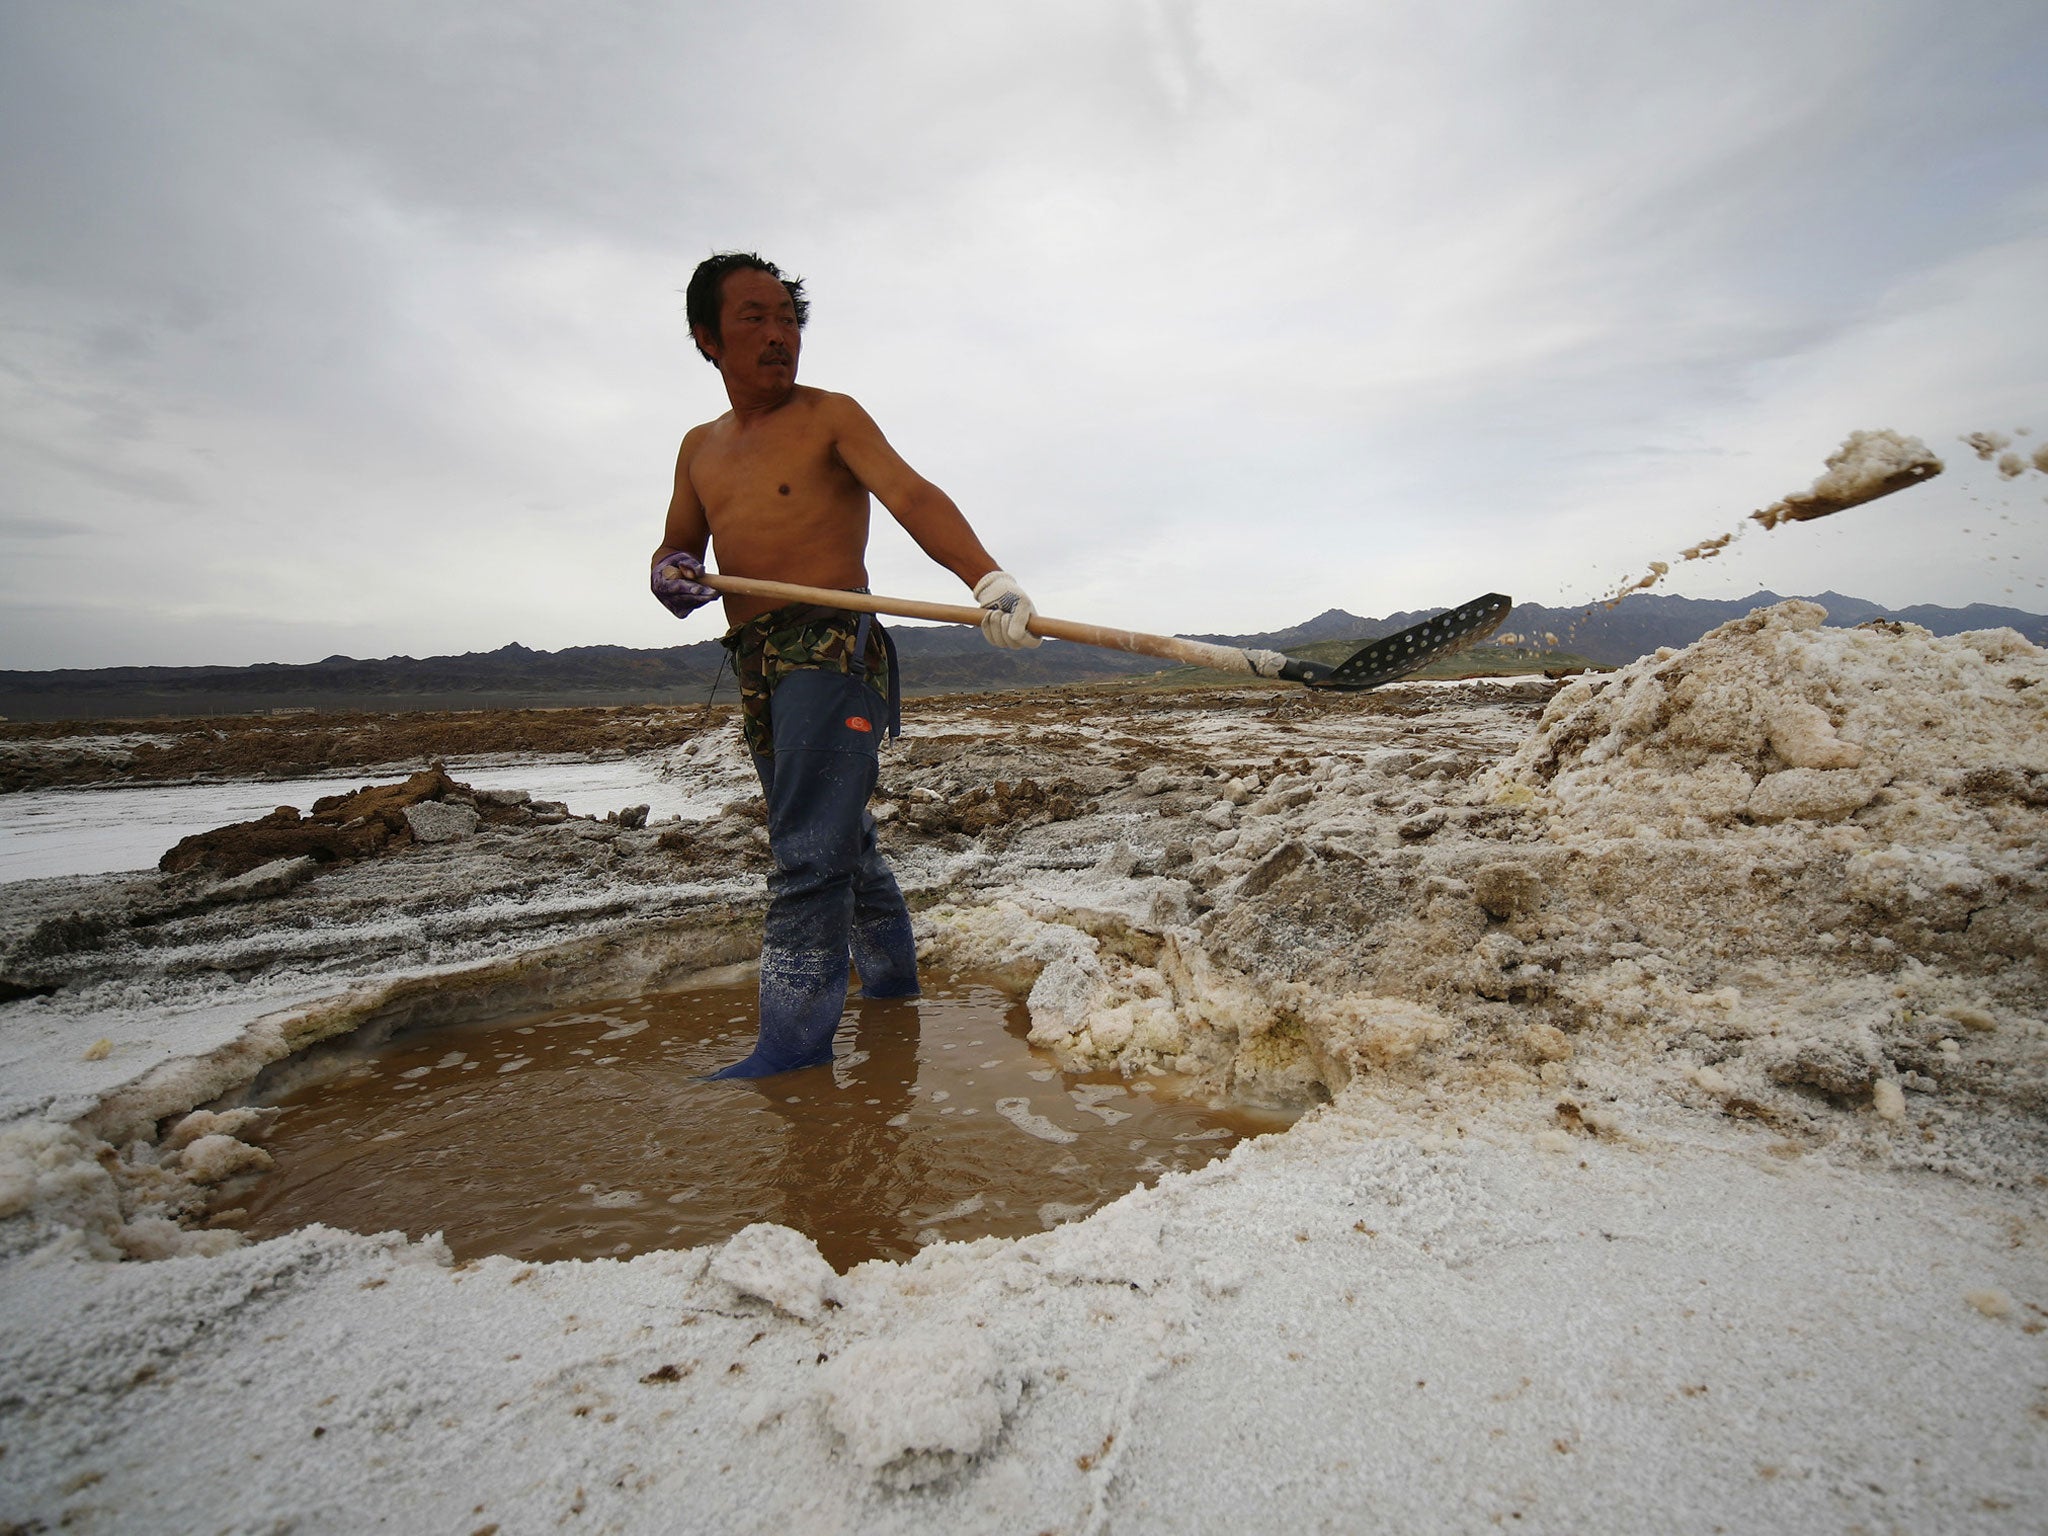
[650,251,1040,1079]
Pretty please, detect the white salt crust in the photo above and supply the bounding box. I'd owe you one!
[2,604,2046,1530]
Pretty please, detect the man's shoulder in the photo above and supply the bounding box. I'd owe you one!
[793,386,870,422]
[683,389,867,450]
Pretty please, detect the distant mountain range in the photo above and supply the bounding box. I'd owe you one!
[1200,590,2048,665]
[1,590,2041,722]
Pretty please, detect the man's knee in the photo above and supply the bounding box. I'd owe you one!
[765,752,872,877]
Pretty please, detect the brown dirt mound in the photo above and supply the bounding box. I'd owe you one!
[157,768,526,876]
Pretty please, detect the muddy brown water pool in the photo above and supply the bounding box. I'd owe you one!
[220,971,1296,1270]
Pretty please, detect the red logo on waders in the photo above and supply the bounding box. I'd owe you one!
[845,716,873,733]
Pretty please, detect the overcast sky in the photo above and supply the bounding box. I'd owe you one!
[1,0,2043,670]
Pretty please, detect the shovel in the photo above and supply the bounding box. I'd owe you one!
[686,572,1512,691]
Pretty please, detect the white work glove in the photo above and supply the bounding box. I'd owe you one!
[973,570,1042,649]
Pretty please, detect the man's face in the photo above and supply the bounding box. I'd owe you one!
[703,267,800,395]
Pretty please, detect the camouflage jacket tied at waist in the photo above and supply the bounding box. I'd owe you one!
[720,603,895,758]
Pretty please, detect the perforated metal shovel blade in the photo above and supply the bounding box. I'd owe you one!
[1277,593,1513,690]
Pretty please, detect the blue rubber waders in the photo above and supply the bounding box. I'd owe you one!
[708,637,918,1080]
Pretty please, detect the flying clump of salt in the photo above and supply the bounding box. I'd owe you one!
[1960,428,2048,480]
[1749,428,1944,530]
[1599,429,1943,606]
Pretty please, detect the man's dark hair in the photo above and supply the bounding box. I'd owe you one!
[685,251,809,364]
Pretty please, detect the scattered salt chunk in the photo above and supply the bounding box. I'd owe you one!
[1872,1080,1906,1121]
[995,1097,1078,1144]
[81,1038,113,1061]
[1963,1289,2013,1318]
[164,1108,270,1151]
[1748,768,1877,823]
[1941,1005,1997,1034]
[176,1134,274,1185]
[922,1194,986,1224]
[1037,1200,1094,1227]
[1766,701,1863,770]
[1069,1083,1134,1124]
[113,1214,238,1261]
[1197,1257,1250,1296]
[1693,1065,1733,1097]
[817,1329,1013,1488]
[709,1223,835,1321]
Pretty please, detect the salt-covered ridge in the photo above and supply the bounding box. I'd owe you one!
[2,608,2045,1531]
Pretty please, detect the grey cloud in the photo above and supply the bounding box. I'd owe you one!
[0,513,88,541]
[0,0,2042,667]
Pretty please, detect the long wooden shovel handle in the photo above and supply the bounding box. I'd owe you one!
[692,571,1283,676]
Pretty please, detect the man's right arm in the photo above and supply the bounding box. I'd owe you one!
[650,428,717,619]
[654,427,711,568]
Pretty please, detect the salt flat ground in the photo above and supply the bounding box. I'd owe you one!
[2,605,2044,1532]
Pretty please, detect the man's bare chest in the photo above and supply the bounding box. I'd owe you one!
[692,420,855,512]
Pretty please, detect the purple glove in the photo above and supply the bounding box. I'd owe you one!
[651,549,717,619]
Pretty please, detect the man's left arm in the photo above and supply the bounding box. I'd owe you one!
[828,395,1042,648]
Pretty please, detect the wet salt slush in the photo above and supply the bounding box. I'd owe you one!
[223,974,1292,1270]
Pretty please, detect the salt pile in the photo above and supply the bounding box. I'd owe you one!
[924,602,2046,1182]
[1479,602,2046,1150]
